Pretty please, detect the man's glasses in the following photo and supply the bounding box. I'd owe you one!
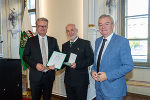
[98,22,112,27]
[37,25,48,28]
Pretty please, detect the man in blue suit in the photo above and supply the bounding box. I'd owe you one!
[91,14,134,100]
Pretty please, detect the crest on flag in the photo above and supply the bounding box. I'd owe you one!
[20,30,34,48]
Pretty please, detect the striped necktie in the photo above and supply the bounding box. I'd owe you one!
[97,39,107,72]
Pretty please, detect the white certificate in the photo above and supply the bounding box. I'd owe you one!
[68,53,77,64]
[47,51,66,69]
[63,53,77,66]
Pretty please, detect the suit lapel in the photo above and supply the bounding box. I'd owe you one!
[64,38,81,53]
[67,41,70,50]
[71,38,80,48]
[102,34,117,60]
[95,38,103,53]
[47,37,56,59]
[34,35,43,60]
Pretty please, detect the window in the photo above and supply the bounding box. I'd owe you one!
[27,0,36,32]
[122,0,150,66]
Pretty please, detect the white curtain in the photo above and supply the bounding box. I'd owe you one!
[1,0,24,58]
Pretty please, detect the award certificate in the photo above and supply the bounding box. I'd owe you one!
[47,51,66,69]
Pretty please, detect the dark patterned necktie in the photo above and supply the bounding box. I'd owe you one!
[70,42,74,47]
[97,39,107,72]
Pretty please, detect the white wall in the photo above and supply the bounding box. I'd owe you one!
[37,0,83,50]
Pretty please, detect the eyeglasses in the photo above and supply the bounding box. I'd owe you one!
[37,25,48,28]
[98,22,113,27]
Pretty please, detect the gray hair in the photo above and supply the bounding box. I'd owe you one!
[98,14,114,24]
[36,17,48,25]
[66,24,76,29]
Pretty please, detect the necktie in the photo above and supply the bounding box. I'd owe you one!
[97,39,107,72]
[42,38,47,66]
[70,42,74,47]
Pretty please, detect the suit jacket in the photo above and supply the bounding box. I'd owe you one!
[92,33,134,97]
[23,35,59,82]
[62,38,94,87]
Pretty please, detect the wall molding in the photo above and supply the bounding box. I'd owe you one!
[127,80,150,88]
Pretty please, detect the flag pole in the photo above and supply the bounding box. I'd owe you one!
[21,0,32,96]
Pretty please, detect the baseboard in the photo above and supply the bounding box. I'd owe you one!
[51,94,67,99]
[127,80,150,96]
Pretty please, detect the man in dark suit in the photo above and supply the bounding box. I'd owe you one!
[23,17,59,100]
[91,14,133,100]
[62,24,94,100]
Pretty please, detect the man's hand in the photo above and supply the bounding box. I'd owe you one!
[91,71,107,82]
[47,65,55,70]
[71,62,76,69]
[36,63,45,71]
[97,72,107,82]
[91,71,98,81]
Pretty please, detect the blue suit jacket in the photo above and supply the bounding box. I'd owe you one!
[92,33,133,97]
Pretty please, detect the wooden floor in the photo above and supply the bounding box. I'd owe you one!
[123,93,150,100]
[24,92,150,100]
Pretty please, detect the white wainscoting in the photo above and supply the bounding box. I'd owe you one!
[126,68,150,96]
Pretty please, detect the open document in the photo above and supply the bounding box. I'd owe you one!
[47,51,66,69]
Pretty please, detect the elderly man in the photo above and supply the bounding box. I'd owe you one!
[62,24,94,100]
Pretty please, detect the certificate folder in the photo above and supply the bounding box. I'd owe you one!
[47,51,66,69]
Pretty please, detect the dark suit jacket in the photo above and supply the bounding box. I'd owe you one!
[62,38,94,87]
[23,35,59,82]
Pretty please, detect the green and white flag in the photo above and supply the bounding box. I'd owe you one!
[19,7,34,71]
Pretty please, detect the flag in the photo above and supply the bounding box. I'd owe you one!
[19,7,34,71]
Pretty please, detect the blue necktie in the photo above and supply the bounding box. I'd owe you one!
[97,39,107,72]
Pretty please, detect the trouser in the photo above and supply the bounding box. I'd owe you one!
[65,84,88,100]
[30,74,54,100]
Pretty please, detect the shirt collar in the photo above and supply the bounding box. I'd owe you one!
[70,36,78,43]
[38,34,47,39]
[103,33,113,42]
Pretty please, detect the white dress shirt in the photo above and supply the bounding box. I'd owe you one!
[96,33,114,62]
